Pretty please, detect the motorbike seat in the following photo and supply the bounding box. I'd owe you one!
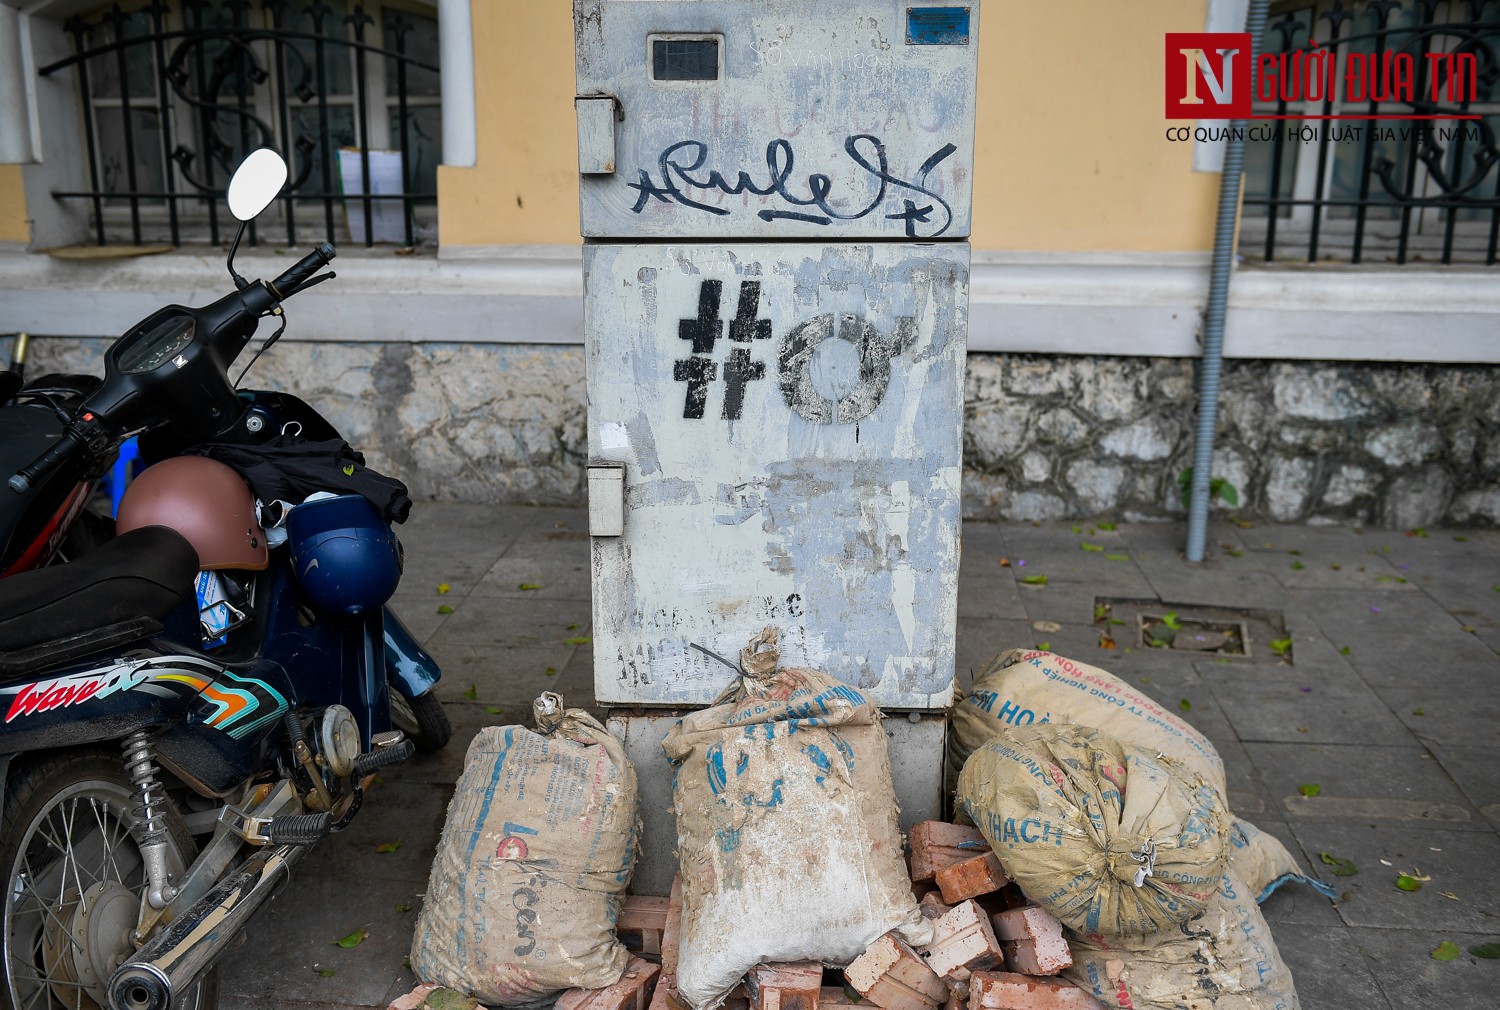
[0,525,198,658]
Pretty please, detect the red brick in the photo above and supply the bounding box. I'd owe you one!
[918,901,1003,980]
[909,822,991,883]
[845,932,948,1010]
[646,878,685,1010]
[967,972,1104,1010]
[386,984,439,1010]
[619,895,670,956]
[819,988,877,1007]
[744,963,823,1010]
[556,957,663,1010]
[933,853,1009,905]
[990,906,1071,976]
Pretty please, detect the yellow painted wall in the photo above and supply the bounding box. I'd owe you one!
[0,165,28,244]
[440,0,1218,253]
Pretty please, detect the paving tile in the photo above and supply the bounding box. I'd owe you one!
[1375,684,1500,749]
[1282,822,1500,932]
[430,646,577,711]
[955,571,1028,620]
[473,552,592,601]
[1350,927,1500,1010]
[394,502,531,595]
[387,591,455,645]
[425,594,593,650]
[1136,563,1296,611]
[1243,742,1483,829]
[1425,744,1500,830]
[315,780,451,885]
[1206,677,1416,746]
[1238,817,1345,926]
[1270,922,1391,1010]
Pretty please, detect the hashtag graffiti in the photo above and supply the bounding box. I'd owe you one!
[674,279,771,420]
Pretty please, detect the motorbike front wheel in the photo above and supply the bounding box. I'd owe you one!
[388,685,452,753]
[0,749,218,1010]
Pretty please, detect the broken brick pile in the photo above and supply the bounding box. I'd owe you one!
[389,821,1103,1010]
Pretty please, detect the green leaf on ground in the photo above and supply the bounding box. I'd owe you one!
[316,969,336,978]
[1161,611,1182,630]
[1036,641,1051,651]
[1179,698,1192,712]
[1409,528,1430,538]
[1339,645,1352,655]
[1104,553,1131,561]
[395,903,412,913]
[436,604,454,615]
[1110,618,1126,626]
[334,928,367,948]
[518,583,542,591]
[1431,941,1461,961]
[375,841,401,854]
[1213,657,1232,664]
[1094,603,1110,621]
[1469,943,1500,959]
[1269,638,1293,657]
[1396,874,1423,892]
[1021,575,1049,585]
[1071,525,1083,534]
[462,684,477,700]
[1225,549,1244,558]
[564,636,592,645]
[567,622,580,629]
[485,705,505,715]
[1319,852,1359,876]
[545,667,558,676]
[1413,707,1425,716]
[1096,522,1117,531]
[1330,563,1342,570]
[1149,638,1168,649]
[1288,549,1302,556]
[1461,625,1477,633]
[1080,542,1104,552]
[1454,536,1469,542]
[1299,783,1321,797]
[437,583,451,595]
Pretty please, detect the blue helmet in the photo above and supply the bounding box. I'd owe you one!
[287,494,402,616]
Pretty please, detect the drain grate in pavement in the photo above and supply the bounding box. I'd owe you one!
[1095,598,1290,663]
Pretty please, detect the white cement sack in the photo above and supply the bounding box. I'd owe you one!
[1228,817,1335,904]
[1063,872,1300,1010]
[950,650,1225,790]
[957,723,1232,937]
[412,693,639,1005]
[663,628,930,1010]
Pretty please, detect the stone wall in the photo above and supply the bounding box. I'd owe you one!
[13,337,1500,528]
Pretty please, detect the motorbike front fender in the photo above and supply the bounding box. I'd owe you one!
[384,607,440,699]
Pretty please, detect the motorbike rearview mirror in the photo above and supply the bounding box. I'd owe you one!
[226,148,288,222]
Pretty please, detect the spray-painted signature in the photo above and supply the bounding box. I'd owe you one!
[627,135,957,238]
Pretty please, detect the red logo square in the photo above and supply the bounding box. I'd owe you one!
[1165,33,1251,119]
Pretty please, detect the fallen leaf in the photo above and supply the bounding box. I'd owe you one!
[1036,641,1051,651]
[1297,726,1309,733]
[1414,707,1425,716]
[1098,635,1117,650]
[1096,522,1117,531]
[1179,698,1192,712]
[1290,560,1305,570]
[545,667,558,676]
[518,583,542,591]
[1213,657,1232,664]
[1288,549,1302,556]
[1033,620,1063,633]
[1093,603,1111,622]
[1109,618,1126,626]
[334,928,368,948]
[1470,943,1500,959]
[1380,859,1393,866]
[1319,852,1359,876]
[1104,553,1131,561]
[1236,520,1254,529]
[437,583,451,595]
[1431,941,1461,961]
[375,841,401,854]
[1408,528,1430,538]
[1440,891,1460,901]
[317,969,336,978]
[1396,874,1423,892]
[436,604,454,615]
[396,903,413,912]
[1071,525,1083,534]
[485,705,505,715]
[462,684,477,700]
[564,636,592,645]
[1269,638,1293,657]
[1021,575,1049,586]
[1225,549,1244,557]
[1329,563,1342,570]
[1140,675,1150,683]
[1339,645,1352,655]
[1453,535,1469,542]
[567,622,580,629]
[1461,625,1477,633]
[998,557,1012,567]
[1298,783,1321,797]
[1080,542,1104,553]
[1161,611,1182,630]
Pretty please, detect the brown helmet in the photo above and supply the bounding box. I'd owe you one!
[117,456,268,571]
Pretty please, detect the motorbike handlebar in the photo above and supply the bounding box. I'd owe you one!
[270,242,337,300]
[8,426,88,493]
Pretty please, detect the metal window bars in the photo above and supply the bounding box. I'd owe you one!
[1240,0,1500,265]
[38,1,440,249]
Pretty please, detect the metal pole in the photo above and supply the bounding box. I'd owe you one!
[1185,0,1270,563]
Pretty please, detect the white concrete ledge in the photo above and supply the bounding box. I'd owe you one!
[0,243,1495,362]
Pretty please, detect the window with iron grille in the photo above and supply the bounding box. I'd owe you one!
[1241,0,1500,265]
[41,0,441,249]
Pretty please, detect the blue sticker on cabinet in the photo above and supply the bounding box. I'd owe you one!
[907,7,970,45]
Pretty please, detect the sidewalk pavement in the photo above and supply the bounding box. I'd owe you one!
[223,504,1500,1010]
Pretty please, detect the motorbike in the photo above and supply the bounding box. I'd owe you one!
[0,149,449,1010]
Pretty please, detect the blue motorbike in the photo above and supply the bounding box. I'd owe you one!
[0,149,448,1010]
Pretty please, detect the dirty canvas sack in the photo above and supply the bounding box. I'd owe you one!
[1228,817,1336,903]
[1063,871,1300,1010]
[949,649,1225,790]
[411,693,639,1005]
[957,722,1231,937]
[663,628,930,1010]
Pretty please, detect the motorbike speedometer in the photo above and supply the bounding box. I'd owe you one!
[118,314,195,374]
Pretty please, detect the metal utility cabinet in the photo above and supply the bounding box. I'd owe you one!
[575,5,977,883]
